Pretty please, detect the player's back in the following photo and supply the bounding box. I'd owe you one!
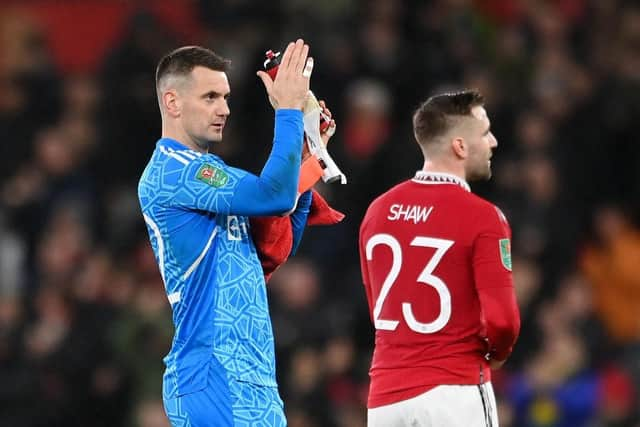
[359,173,499,408]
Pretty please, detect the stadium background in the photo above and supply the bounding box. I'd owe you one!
[0,0,639,426]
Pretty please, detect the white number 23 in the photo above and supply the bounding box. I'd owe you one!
[365,234,453,334]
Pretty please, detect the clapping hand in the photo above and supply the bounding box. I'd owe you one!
[257,39,313,111]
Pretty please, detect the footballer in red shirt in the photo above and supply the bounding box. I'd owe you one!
[359,90,520,427]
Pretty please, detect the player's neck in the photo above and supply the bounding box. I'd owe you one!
[162,123,208,153]
[421,160,466,182]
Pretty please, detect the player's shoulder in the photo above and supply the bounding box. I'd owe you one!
[466,192,510,227]
[155,140,210,168]
[155,140,231,181]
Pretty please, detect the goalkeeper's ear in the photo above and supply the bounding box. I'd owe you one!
[161,89,181,118]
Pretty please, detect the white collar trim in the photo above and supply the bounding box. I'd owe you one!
[412,171,471,192]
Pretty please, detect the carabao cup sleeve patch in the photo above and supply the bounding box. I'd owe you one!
[195,164,229,188]
[499,238,512,271]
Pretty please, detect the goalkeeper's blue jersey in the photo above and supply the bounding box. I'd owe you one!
[138,110,303,397]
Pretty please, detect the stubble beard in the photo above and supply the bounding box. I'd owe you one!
[194,131,222,151]
[194,138,212,151]
[466,162,492,182]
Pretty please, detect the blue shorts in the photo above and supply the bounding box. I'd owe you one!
[162,359,286,427]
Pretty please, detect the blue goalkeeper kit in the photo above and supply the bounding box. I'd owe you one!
[138,110,306,426]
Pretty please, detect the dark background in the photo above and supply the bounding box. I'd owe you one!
[0,1,639,426]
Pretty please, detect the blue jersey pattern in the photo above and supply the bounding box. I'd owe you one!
[139,137,279,395]
[140,109,307,404]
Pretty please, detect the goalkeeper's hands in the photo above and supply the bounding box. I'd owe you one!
[319,99,336,146]
[256,40,312,111]
[298,99,337,192]
[302,99,336,160]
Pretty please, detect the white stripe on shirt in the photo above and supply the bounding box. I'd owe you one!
[182,228,218,281]
[173,148,197,160]
[143,214,166,285]
[159,146,190,165]
[167,291,181,305]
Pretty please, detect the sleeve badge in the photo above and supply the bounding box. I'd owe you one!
[499,238,512,271]
[196,164,229,188]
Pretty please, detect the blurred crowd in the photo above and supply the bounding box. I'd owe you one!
[0,0,639,426]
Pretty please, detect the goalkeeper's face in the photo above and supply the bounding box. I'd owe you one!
[180,66,231,149]
[464,106,497,182]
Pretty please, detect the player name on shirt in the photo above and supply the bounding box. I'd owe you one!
[387,204,434,224]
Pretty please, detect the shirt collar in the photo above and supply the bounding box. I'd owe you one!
[156,137,193,151]
[412,171,471,192]
[156,138,219,160]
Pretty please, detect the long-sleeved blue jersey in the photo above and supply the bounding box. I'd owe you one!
[138,110,304,399]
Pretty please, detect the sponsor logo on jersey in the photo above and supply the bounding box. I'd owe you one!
[227,215,248,241]
[196,164,229,187]
[499,238,512,271]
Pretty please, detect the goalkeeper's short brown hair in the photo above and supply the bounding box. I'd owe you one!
[155,46,230,99]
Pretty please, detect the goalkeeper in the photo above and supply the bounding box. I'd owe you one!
[138,40,323,426]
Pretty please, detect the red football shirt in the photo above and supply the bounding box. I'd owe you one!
[359,171,520,408]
